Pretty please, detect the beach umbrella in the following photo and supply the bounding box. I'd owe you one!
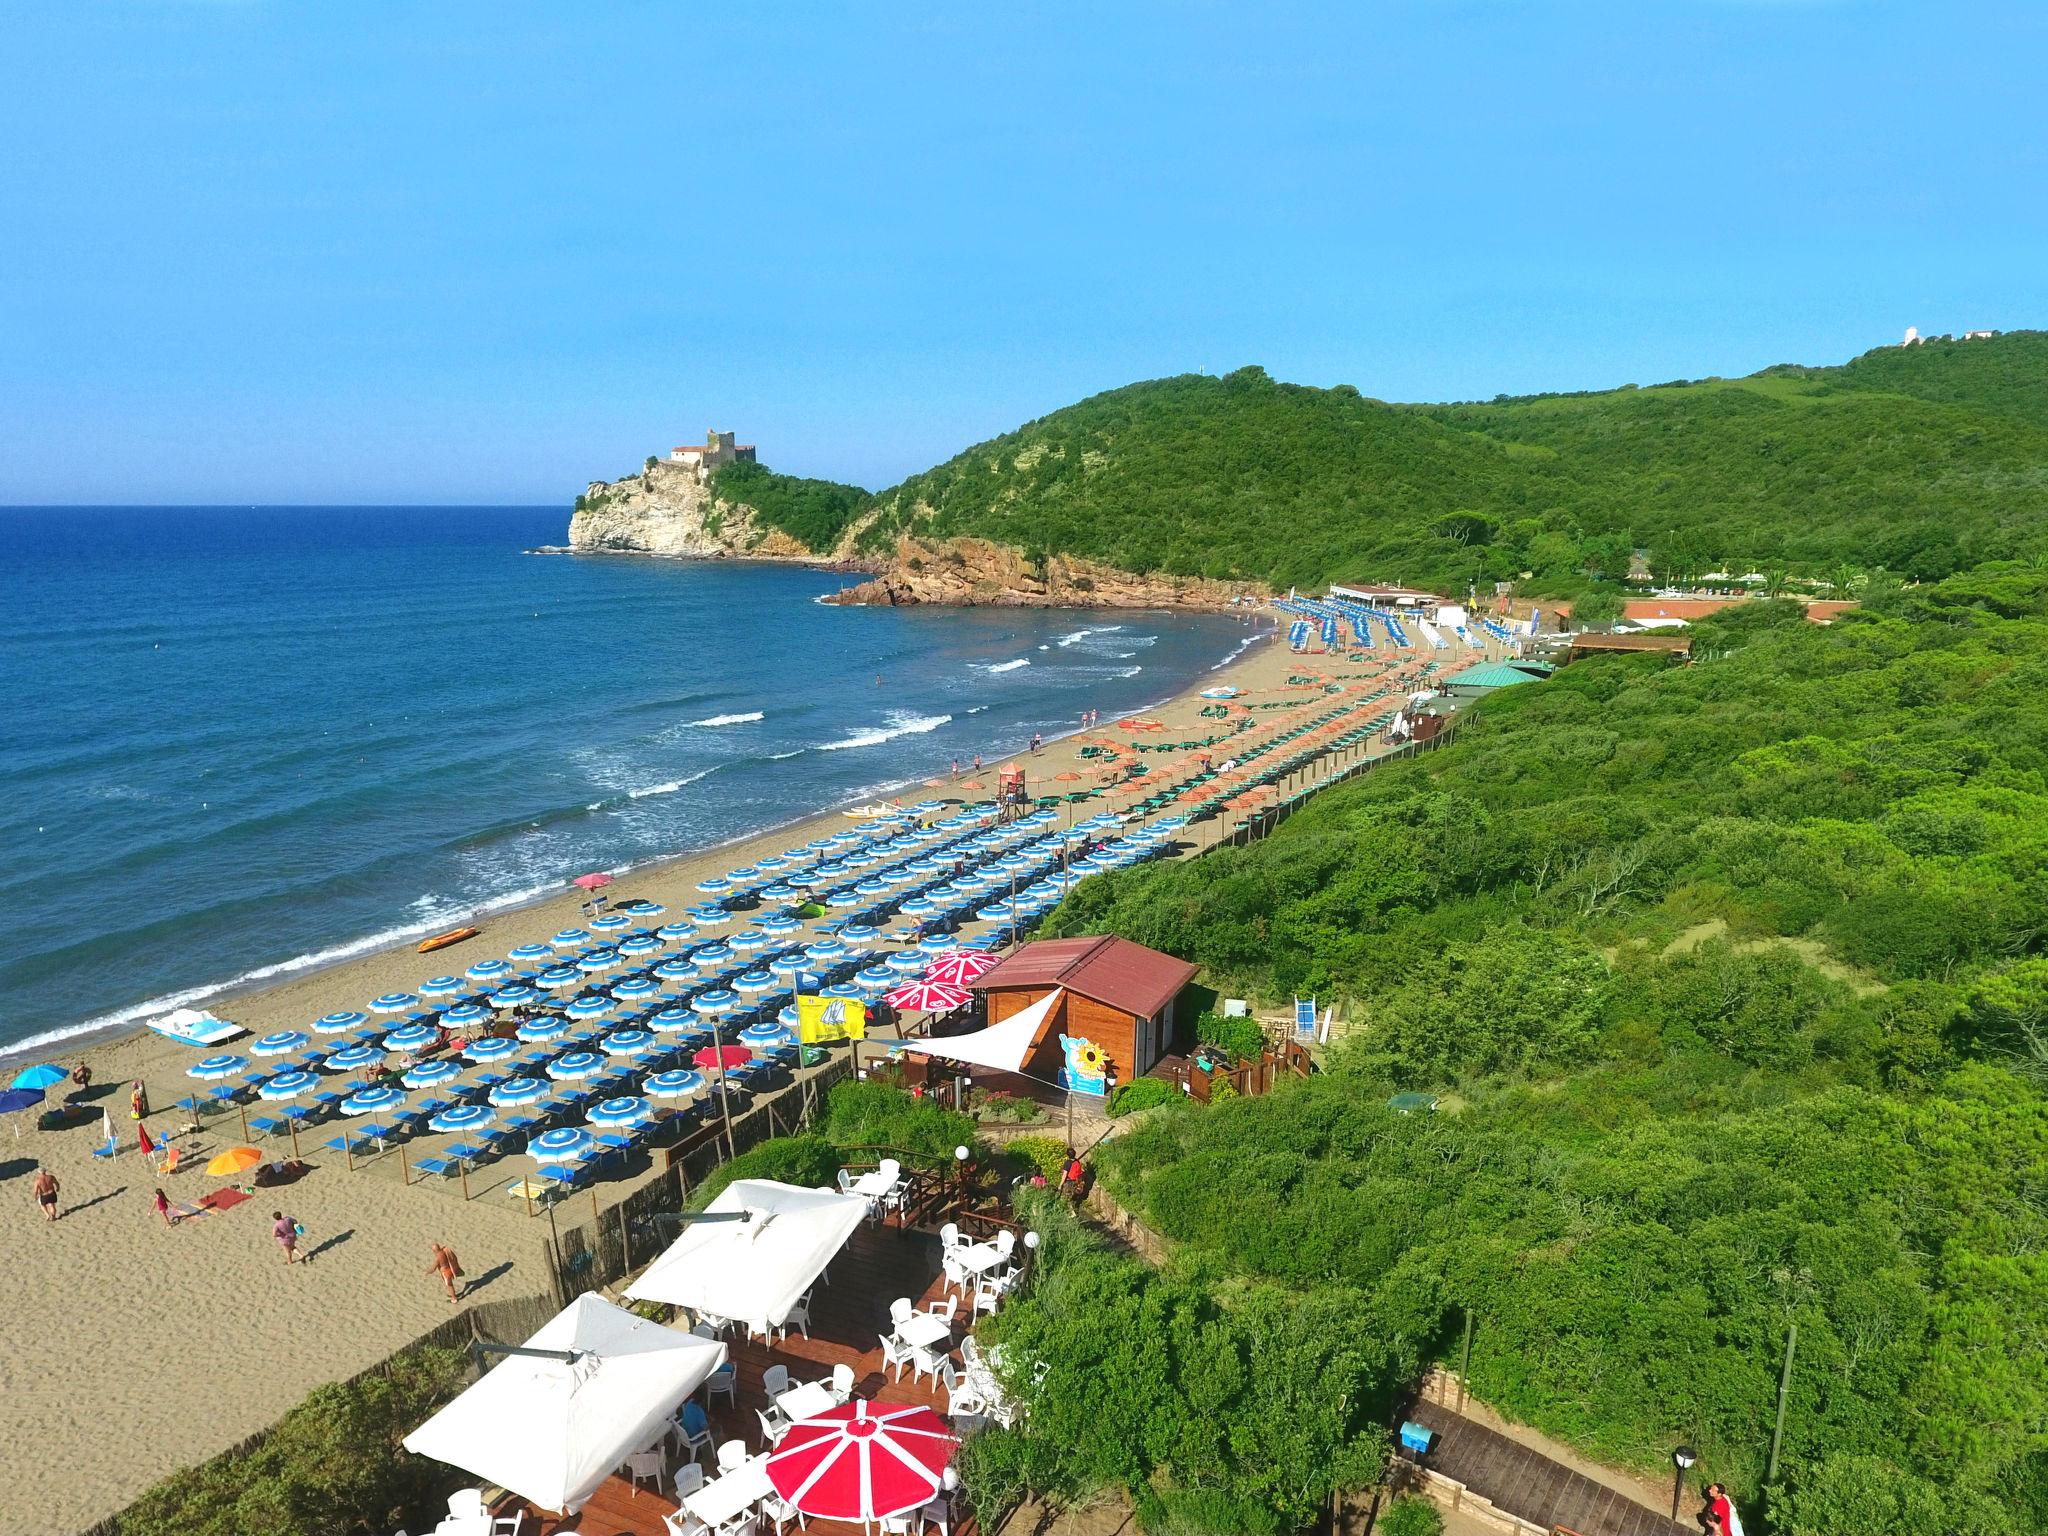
[489,984,543,1010]
[729,928,771,953]
[257,1070,319,1101]
[925,949,1002,985]
[418,974,468,998]
[766,1399,955,1523]
[693,988,740,1014]
[383,1023,439,1053]
[760,882,801,903]
[529,1125,594,1163]
[754,856,789,873]
[853,878,890,898]
[571,872,613,893]
[696,877,732,896]
[545,1051,607,1082]
[825,889,864,909]
[575,949,623,973]
[488,1076,549,1108]
[693,941,735,966]
[549,929,591,950]
[618,934,661,957]
[611,976,660,1001]
[618,900,666,919]
[9,1063,69,1091]
[645,1068,705,1098]
[515,1016,569,1044]
[508,943,554,964]
[692,1045,753,1071]
[726,865,761,884]
[536,965,582,989]
[734,970,776,994]
[758,914,802,937]
[0,1086,45,1136]
[804,939,848,962]
[314,1009,369,1034]
[430,1103,495,1135]
[589,913,631,934]
[898,897,939,918]
[916,934,956,956]
[776,1004,801,1028]
[324,1042,382,1072]
[442,1002,492,1028]
[653,957,698,982]
[884,979,972,1013]
[656,921,698,943]
[807,837,836,851]
[885,950,928,974]
[650,1006,698,1033]
[565,995,615,1022]
[403,1059,463,1090]
[463,1037,518,1064]
[768,955,811,981]
[187,1053,247,1081]
[856,964,897,988]
[686,905,731,925]
[587,1095,653,1130]
[739,1021,793,1048]
[205,1146,265,1178]
[370,992,420,1013]
[602,1029,657,1056]
[344,1085,406,1115]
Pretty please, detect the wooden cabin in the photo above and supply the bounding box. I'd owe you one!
[968,935,1197,1094]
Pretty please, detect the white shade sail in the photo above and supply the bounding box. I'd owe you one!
[625,1179,867,1330]
[402,1294,726,1514]
[910,986,1063,1073]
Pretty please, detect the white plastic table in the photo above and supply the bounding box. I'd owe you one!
[683,1456,773,1528]
[956,1241,1009,1277]
[851,1170,898,1199]
[774,1380,836,1422]
[898,1311,953,1351]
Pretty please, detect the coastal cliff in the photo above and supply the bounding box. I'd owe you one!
[568,460,835,562]
[821,534,1264,610]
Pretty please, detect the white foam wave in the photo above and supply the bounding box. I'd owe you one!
[1114,665,1143,678]
[983,659,1031,675]
[1210,633,1261,670]
[1054,629,1093,647]
[686,712,764,728]
[817,711,953,752]
[627,766,718,800]
[768,749,804,760]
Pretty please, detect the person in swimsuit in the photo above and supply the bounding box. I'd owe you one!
[32,1166,59,1222]
[272,1210,301,1264]
[153,1187,178,1227]
[427,1241,464,1303]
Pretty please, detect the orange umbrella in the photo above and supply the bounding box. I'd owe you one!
[1055,771,1082,782]
[206,1146,263,1177]
[961,780,984,790]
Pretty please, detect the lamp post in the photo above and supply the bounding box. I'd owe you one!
[954,1143,970,1216]
[1671,1445,1697,1523]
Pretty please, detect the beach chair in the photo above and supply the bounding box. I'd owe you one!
[412,1154,457,1181]
[90,1133,120,1160]
[323,1128,374,1158]
[248,1113,288,1139]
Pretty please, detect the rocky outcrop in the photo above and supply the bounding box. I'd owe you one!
[567,461,825,562]
[822,534,1266,610]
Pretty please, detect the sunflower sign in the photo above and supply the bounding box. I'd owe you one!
[1057,1033,1109,1095]
[797,994,867,1044]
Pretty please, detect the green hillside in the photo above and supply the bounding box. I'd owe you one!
[854,332,2048,591]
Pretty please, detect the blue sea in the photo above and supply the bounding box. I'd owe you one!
[0,507,1261,1056]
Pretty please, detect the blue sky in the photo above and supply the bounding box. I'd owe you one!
[3,1,2042,503]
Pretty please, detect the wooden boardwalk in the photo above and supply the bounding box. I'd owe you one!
[496,1222,980,1536]
[1405,1399,1688,1536]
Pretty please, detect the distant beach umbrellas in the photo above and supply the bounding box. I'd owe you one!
[383,1023,439,1053]
[656,922,698,943]
[644,1069,704,1099]
[490,984,543,1010]
[187,1053,247,1081]
[739,1021,794,1047]
[696,877,732,896]
[529,1125,594,1163]
[430,1103,495,1135]
[726,865,761,883]
[856,964,897,988]
[618,934,661,956]
[618,900,666,919]
[549,929,591,950]
[687,905,731,925]
[324,1043,382,1072]
[418,975,468,998]
[611,976,660,1001]
[734,970,776,995]
[759,914,802,935]
[575,949,623,973]
[537,965,582,990]
[650,1006,698,1033]
[589,913,631,934]
[916,935,956,956]
[488,1076,549,1108]
[729,928,771,953]
[441,1002,491,1028]
[250,1030,309,1057]
[463,1037,518,1063]
[402,1059,463,1090]
[565,996,614,1022]
[257,1070,320,1101]
[884,950,928,974]
[805,937,849,960]
[760,883,801,903]
[545,1051,607,1081]
[653,958,698,982]
[508,942,554,963]
[753,856,789,873]
[768,956,811,981]
[315,1009,369,1034]
[516,1016,569,1044]
[826,889,864,909]
[898,897,939,918]
[370,992,420,1013]
[602,1029,657,1057]
[343,1085,405,1115]
[692,988,740,1014]
[587,1095,653,1130]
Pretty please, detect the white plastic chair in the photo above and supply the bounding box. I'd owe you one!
[879,1332,912,1382]
[675,1462,706,1498]
[994,1229,1016,1261]
[762,1363,791,1399]
[940,1360,987,1422]
[757,1405,790,1448]
[959,1335,981,1370]
[664,1509,708,1536]
[910,1340,947,1387]
[972,1278,1003,1320]
[939,1221,962,1249]
[888,1296,914,1330]
[625,1447,667,1497]
[778,1297,811,1341]
[717,1438,750,1474]
[829,1361,856,1403]
[835,1167,856,1195]
[762,1490,807,1534]
[705,1357,737,1408]
[923,1294,957,1323]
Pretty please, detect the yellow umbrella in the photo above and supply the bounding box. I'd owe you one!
[205,1146,264,1177]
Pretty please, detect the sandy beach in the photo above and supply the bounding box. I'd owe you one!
[1,619,1487,1534]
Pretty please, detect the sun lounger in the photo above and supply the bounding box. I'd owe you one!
[90,1135,119,1159]
[249,1114,289,1138]
[412,1155,456,1180]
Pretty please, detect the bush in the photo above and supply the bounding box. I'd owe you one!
[1376,1494,1445,1536]
[975,1089,1046,1124]
[694,1134,842,1206]
[1194,1010,1265,1063]
[1006,1135,1069,1183]
[1107,1078,1177,1117]
[820,1080,980,1163]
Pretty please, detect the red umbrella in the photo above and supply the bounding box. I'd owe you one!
[923,950,1001,986]
[692,1044,753,1071]
[572,872,613,892]
[767,1399,955,1522]
[884,979,972,1013]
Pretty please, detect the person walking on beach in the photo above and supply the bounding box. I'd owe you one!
[152,1187,178,1228]
[951,758,959,779]
[972,754,982,774]
[427,1241,464,1303]
[272,1209,303,1265]
[32,1165,60,1222]
[130,1080,148,1121]
[1030,732,1042,754]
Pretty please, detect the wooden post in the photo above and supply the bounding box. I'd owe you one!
[399,1141,411,1186]
[1767,1321,1798,1485]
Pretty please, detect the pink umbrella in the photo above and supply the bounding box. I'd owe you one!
[572,872,614,891]
[767,1399,955,1522]
[923,949,1001,986]
[884,979,972,1013]
[692,1044,754,1071]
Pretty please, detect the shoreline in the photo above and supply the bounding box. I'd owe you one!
[1,620,1281,1069]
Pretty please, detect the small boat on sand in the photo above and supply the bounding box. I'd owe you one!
[417,926,482,954]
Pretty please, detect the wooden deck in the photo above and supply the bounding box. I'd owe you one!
[498,1223,980,1536]
[1405,1399,1688,1536]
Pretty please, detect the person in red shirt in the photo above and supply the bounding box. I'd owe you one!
[1704,1483,1745,1536]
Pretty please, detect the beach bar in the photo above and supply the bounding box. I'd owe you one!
[961,935,1197,1091]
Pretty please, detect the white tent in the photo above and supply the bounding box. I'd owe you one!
[908,986,1063,1074]
[626,1179,867,1330]
[402,1294,726,1513]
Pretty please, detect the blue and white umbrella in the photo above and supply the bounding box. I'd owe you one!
[776,1003,802,1027]
[917,934,957,955]
[829,829,863,846]
[899,897,939,917]
[515,1016,569,1043]
[885,950,928,973]
[402,1059,463,1090]
[726,865,761,884]
[611,976,660,1001]
[854,974,895,996]
[258,1070,320,1100]
[740,1021,794,1048]
[693,988,740,1014]
[418,974,467,998]
[503,942,551,964]
[618,934,661,957]
[383,1023,439,1053]
[602,1029,657,1056]
[490,984,543,1010]
[653,957,698,982]
[729,928,771,953]
[324,1043,382,1072]
[805,938,848,962]
[821,982,865,1002]
[650,1006,699,1033]
[587,1095,653,1130]
[549,928,591,950]
[565,996,615,1022]
[487,1076,549,1108]
[693,942,735,967]
[618,901,666,919]
[696,877,732,896]
[529,1126,594,1163]
[734,970,776,994]
[645,1069,705,1098]
[442,1002,492,1028]
[250,1030,309,1057]
[753,856,790,873]
[187,1053,247,1081]
[464,1036,518,1063]
[656,922,698,943]
[759,883,800,903]
[343,1085,406,1116]
[854,878,890,898]
[807,837,836,852]
[576,949,623,973]
[856,964,897,988]
[589,913,631,934]
[687,905,731,925]
[759,914,802,935]
[768,955,811,981]
[826,889,864,909]
[537,965,583,990]
[430,1103,496,1135]
[545,1051,607,1081]
[314,1009,369,1034]
[370,992,419,1013]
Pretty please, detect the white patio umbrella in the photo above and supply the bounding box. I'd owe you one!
[625,1179,867,1333]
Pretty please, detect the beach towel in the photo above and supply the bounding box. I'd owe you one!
[198,1188,251,1212]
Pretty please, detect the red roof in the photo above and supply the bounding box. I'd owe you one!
[969,936,1197,1020]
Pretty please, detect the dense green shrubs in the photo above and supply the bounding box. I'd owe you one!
[1375,1496,1444,1536]
[1192,1009,1264,1063]
[711,460,871,552]
[1106,1078,1176,1116]
[1004,1135,1069,1182]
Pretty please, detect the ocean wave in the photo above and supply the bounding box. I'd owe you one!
[768,749,805,761]
[983,659,1031,675]
[817,711,953,751]
[1210,633,1262,670]
[1054,629,1093,648]
[627,766,718,799]
[685,711,764,728]
[1114,665,1143,678]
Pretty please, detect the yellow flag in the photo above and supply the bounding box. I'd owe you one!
[797,994,866,1043]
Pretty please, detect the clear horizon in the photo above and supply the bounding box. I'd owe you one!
[4,1,2042,504]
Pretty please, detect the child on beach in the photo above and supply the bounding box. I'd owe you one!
[153,1188,178,1227]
